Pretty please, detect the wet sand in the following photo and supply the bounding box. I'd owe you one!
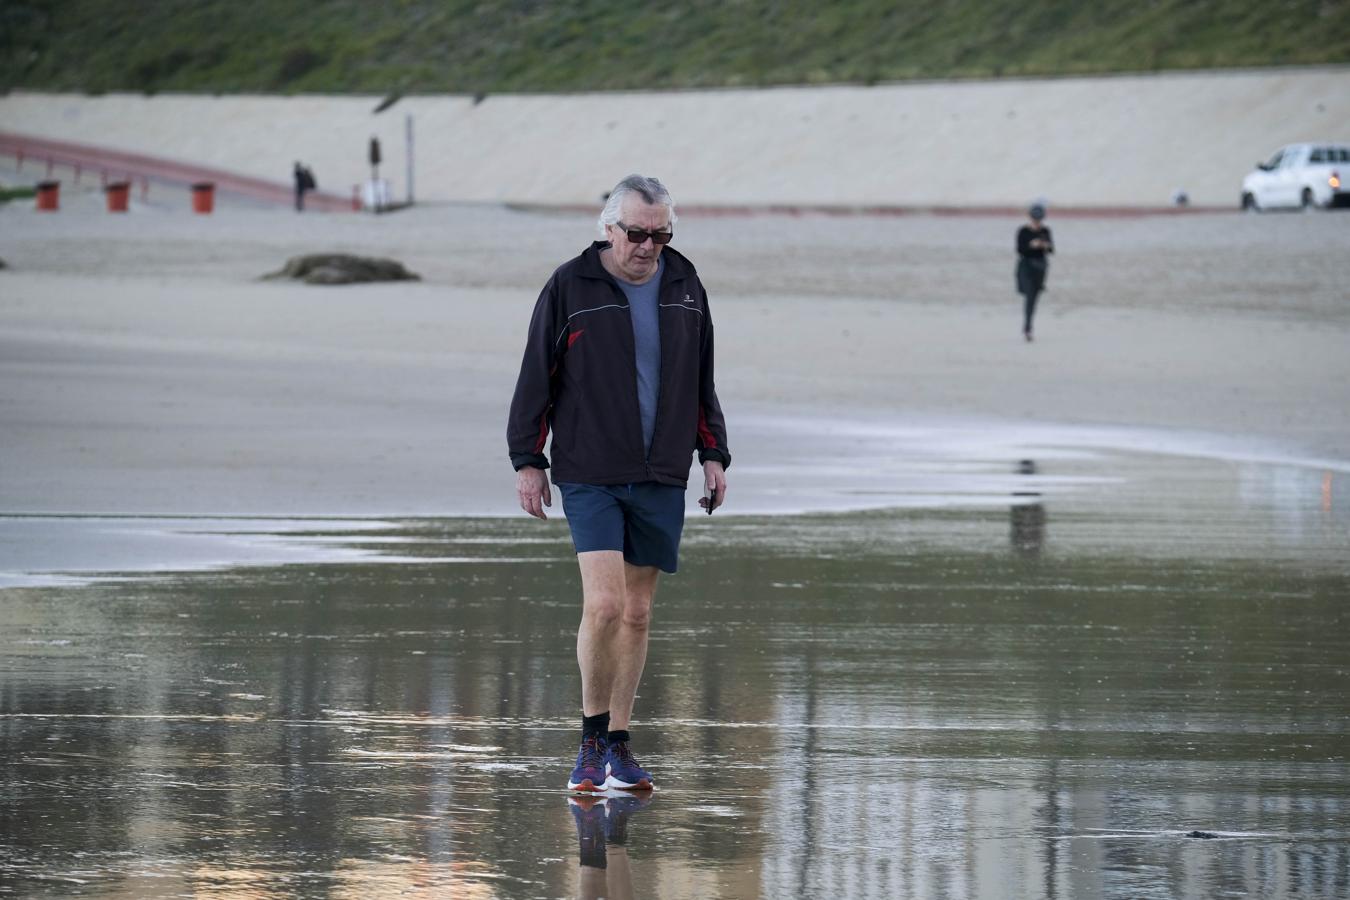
[1,498,1347,898]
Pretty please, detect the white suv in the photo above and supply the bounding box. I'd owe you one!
[1242,143,1349,211]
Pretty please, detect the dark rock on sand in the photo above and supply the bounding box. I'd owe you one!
[264,254,420,285]
[1185,830,1219,839]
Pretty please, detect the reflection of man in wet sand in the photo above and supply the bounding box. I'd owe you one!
[570,795,649,899]
[508,175,731,793]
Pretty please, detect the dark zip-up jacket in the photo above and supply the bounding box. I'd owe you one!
[507,242,731,486]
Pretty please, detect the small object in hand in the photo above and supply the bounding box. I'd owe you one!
[703,483,717,515]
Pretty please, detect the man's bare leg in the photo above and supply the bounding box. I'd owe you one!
[608,562,658,730]
[577,551,626,716]
[576,552,659,725]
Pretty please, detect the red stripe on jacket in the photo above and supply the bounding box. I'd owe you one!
[533,414,549,454]
[697,407,718,449]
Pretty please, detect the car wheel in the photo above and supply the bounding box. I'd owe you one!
[1301,187,1315,210]
[1241,192,1258,212]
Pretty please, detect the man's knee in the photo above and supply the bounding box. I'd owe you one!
[582,588,625,629]
[584,590,652,631]
[621,597,651,631]
[621,567,657,629]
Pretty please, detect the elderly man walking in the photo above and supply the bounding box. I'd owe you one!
[507,174,731,792]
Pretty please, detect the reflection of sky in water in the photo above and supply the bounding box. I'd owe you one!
[0,516,573,588]
[731,413,1350,517]
[1,446,1347,897]
[4,428,1347,588]
[1238,464,1350,541]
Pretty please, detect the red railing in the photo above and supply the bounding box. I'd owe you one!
[0,130,353,211]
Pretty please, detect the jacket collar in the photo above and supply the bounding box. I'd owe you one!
[579,240,693,285]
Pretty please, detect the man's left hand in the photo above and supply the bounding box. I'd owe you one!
[700,460,727,513]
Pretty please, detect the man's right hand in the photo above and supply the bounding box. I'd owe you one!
[516,466,552,520]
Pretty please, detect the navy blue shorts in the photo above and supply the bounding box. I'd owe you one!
[557,482,687,574]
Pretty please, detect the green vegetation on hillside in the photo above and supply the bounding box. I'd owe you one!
[3,0,1348,94]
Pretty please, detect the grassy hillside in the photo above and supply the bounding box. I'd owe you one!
[3,0,1348,95]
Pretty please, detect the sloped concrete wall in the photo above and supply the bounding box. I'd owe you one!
[3,68,1346,208]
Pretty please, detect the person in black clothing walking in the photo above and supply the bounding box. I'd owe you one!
[1016,203,1054,341]
[507,175,731,795]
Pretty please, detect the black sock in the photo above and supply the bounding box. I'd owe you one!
[607,729,630,746]
[582,711,610,742]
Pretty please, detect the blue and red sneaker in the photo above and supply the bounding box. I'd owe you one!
[567,734,607,792]
[603,739,654,791]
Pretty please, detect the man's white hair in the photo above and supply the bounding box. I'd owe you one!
[597,174,678,239]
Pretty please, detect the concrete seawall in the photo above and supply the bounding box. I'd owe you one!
[2,68,1347,209]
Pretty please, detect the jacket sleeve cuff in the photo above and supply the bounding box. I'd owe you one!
[511,453,550,471]
[697,448,731,469]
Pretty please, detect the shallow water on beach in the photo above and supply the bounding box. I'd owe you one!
[2,455,1348,898]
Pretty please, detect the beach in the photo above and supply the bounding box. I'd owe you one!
[2,156,1350,899]
[2,502,1347,898]
[2,191,1348,525]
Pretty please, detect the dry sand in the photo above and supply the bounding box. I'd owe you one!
[1,183,1347,519]
[4,68,1349,208]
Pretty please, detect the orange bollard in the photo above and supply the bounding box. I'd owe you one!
[190,182,215,214]
[35,180,60,211]
[105,181,131,212]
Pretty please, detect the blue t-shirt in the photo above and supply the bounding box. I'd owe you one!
[614,257,663,455]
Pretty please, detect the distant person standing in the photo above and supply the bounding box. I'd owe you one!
[293,162,316,211]
[1016,203,1054,341]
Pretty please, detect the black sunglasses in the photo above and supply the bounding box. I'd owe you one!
[614,222,673,245]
